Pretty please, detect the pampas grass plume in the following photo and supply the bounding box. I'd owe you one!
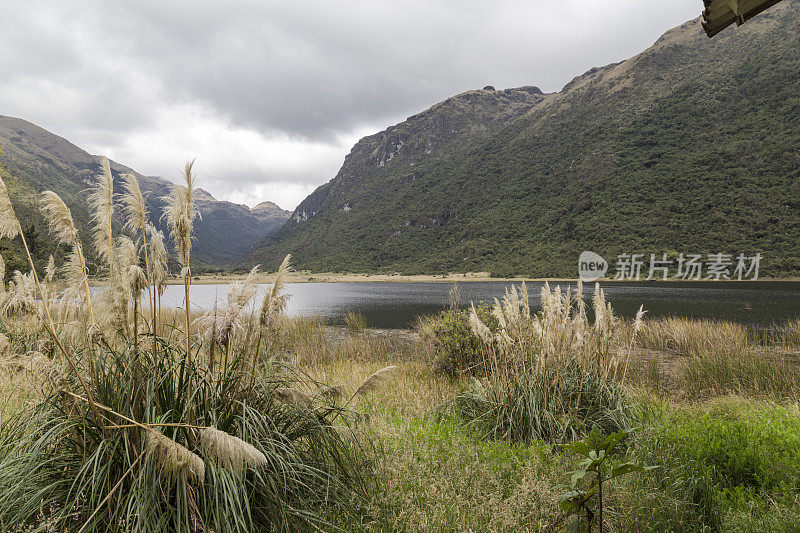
[146,430,205,483]
[198,427,267,474]
[352,365,397,397]
[0,176,20,239]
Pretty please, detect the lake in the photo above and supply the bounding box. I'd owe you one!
[158,280,800,330]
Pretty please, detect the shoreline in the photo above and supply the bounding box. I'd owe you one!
[168,271,800,285]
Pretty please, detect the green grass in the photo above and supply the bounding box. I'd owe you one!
[615,397,800,532]
[359,415,567,531]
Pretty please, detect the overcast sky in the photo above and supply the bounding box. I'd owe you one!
[1,0,700,211]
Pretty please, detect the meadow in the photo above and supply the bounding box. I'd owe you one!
[0,158,798,531]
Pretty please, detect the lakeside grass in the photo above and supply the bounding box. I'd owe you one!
[291,316,800,531]
[0,158,798,531]
[2,311,800,530]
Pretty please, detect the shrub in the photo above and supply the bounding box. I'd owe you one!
[419,305,498,377]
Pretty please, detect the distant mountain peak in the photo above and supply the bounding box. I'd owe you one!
[0,116,290,267]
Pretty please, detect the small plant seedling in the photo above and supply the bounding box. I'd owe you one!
[557,427,656,532]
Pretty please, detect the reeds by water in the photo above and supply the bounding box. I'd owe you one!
[458,281,640,442]
[0,156,372,531]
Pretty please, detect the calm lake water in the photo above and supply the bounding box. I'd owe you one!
[159,281,800,329]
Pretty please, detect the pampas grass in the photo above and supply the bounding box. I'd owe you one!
[0,177,20,240]
[0,155,374,532]
[459,282,636,442]
[121,173,154,334]
[351,365,398,397]
[146,430,205,482]
[259,254,291,331]
[275,387,314,407]
[89,157,118,282]
[162,160,199,354]
[198,427,267,474]
[162,160,198,272]
[41,191,94,325]
[147,224,168,295]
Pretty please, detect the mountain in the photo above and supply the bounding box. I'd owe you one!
[249,0,800,277]
[0,116,290,272]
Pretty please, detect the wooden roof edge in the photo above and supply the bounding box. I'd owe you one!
[702,0,785,37]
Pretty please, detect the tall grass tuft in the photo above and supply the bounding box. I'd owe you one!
[345,310,368,333]
[0,158,373,532]
[451,282,639,443]
[637,317,750,354]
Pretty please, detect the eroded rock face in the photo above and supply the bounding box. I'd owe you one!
[273,85,548,231]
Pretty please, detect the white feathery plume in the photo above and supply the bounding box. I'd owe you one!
[198,427,267,474]
[117,235,138,274]
[0,176,20,239]
[45,255,55,284]
[258,254,291,330]
[197,265,260,346]
[633,304,646,334]
[120,173,149,235]
[0,253,5,293]
[147,224,168,296]
[230,265,260,308]
[351,366,398,397]
[128,265,148,297]
[40,190,94,321]
[89,157,117,276]
[161,160,198,270]
[3,271,37,317]
[274,387,313,406]
[146,431,205,483]
[41,190,78,245]
[469,303,494,345]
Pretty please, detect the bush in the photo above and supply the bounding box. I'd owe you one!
[419,305,497,377]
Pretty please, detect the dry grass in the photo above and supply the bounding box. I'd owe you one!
[637,317,751,354]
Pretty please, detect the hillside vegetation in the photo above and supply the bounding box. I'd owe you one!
[0,116,289,271]
[250,1,800,277]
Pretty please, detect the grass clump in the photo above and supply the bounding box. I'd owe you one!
[0,159,374,532]
[683,347,800,400]
[450,282,643,444]
[344,310,368,333]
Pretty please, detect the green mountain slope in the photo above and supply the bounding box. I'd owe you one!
[249,0,800,277]
[0,116,289,273]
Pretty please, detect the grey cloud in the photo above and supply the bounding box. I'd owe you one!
[7,0,700,140]
[0,0,702,207]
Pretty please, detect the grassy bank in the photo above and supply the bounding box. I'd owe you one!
[2,300,800,530]
[0,158,798,531]
[284,313,800,531]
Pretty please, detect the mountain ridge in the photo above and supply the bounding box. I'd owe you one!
[248,0,800,277]
[0,115,290,271]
